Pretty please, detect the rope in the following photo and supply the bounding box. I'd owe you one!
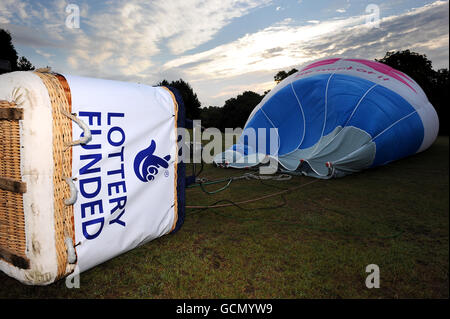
[186,179,319,209]
[60,109,92,146]
[189,177,233,188]
[11,87,27,107]
[63,177,78,206]
[199,178,233,194]
[188,172,293,196]
[64,236,77,264]
[185,176,403,239]
[241,172,292,181]
[188,172,292,188]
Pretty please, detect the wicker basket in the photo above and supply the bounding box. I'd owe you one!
[0,70,185,285]
[0,100,27,268]
[0,71,76,284]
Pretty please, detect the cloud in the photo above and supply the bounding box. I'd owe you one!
[163,15,367,78]
[211,80,274,99]
[164,0,449,105]
[1,0,448,107]
[165,1,449,78]
[0,0,76,48]
[304,0,449,68]
[72,0,273,79]
[0,0,27,23]
[35,49,55,59]
[1,0,272,80]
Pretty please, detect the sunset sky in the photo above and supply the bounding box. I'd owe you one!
[1,0,448,107]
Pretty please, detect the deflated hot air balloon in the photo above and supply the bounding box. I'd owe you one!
[214,58,439,178]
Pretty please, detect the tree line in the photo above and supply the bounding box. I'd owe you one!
[0,29,35,73]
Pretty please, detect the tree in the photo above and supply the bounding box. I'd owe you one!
[158,79,201,120]
[199,91,263,131]
[274,68,298,84]
[17,56,35,71]
[219,91,263,131]
[0,29,18,74]
[376,50,435,94]
[376,50,448,135]
[0,28,35,74]
[200,106,223,129]
[430,68,449,135]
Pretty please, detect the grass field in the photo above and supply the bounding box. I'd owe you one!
[1,137,448,298]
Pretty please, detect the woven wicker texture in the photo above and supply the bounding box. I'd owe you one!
[35,72,74,279]
[0,100,27,268]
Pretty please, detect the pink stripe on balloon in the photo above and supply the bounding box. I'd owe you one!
[345,59,417,93]
[300,58,341,72]
[392,68,415,84]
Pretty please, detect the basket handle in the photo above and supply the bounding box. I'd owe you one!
[63,177,77,206]
[61,109,92,146]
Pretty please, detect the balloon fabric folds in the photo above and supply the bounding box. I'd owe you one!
[214,58,439,178]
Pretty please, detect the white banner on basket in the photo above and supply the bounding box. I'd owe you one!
[64,75,178,272]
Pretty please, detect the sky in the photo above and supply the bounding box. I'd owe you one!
[0,0,448,107]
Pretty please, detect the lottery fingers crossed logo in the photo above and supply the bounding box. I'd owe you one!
[134,140,171,182]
